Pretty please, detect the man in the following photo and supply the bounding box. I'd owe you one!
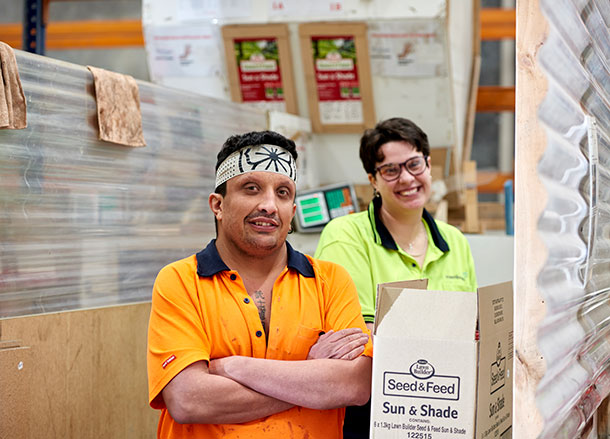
[147,130,373,438]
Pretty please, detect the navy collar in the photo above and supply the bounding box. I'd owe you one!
[368,196,449,252]
[196,239,314,278]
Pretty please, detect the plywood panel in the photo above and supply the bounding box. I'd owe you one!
[0,346,33,438]
[0,303,158,438]
[514,0,548,437]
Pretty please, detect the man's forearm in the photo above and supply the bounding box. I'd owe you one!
[210,356,372,410]
[162,361,293,424]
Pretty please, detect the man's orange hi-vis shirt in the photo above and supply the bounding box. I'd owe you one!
[147,240,373,439]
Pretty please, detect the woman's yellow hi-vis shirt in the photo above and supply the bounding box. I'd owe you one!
[316,198,478,324]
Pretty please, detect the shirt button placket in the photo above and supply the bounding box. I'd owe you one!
[228,272,264,349]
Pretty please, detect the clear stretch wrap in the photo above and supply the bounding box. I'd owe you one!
[536,0,610,437]
[0,50,267,318]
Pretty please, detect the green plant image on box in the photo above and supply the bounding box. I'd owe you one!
[234,39,279,62]
[311,37,356,61]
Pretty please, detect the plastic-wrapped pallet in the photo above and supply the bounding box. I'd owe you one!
[0,49,267,318]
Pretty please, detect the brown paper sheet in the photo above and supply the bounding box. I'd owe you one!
[0,41,27,130]
[87,65,146,147]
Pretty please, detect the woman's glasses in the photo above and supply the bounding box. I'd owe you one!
[375,156,428,181]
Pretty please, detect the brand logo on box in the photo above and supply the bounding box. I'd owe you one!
[490,342,506,394]
[410,359,435,379]
[384,360,461,401]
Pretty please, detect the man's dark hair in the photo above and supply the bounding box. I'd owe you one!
[359,118,430,175]
[214,130,298,195]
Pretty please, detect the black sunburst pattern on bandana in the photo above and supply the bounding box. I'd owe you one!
[238,146,296,180]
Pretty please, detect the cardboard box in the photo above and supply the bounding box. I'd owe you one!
[370,280,513,439]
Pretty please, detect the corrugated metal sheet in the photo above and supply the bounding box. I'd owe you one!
[0,50,267,318]
[536,0,610,437]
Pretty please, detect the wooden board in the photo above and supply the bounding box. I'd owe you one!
[462,160,480,233]
[463,54,481,161]
[514,0,548,436]
[461,0,481,163]
[0,303,158,438]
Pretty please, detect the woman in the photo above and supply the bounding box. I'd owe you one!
[314,117,477,439]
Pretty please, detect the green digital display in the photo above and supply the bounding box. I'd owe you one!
[325,187,356,219]
[296,192,328,226]
[294,184,358,232]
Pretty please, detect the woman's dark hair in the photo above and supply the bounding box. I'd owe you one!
[214,130,298,195]
[359,118,430,175]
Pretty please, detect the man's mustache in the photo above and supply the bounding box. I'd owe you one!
[244,212,281,224]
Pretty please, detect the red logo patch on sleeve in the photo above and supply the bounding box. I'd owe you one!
[162,354,176,369]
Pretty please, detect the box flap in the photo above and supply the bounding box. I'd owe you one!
[478,281,513,337]
[378,279,429,290]
[375,286,477,341]
[374,279,427,333]
[475,281,513,438]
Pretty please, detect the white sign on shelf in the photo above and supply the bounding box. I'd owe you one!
[368,20,447,78]
[144,25,224,80]
[319,101,363,124]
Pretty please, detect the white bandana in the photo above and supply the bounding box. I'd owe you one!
[215,144,297,188]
